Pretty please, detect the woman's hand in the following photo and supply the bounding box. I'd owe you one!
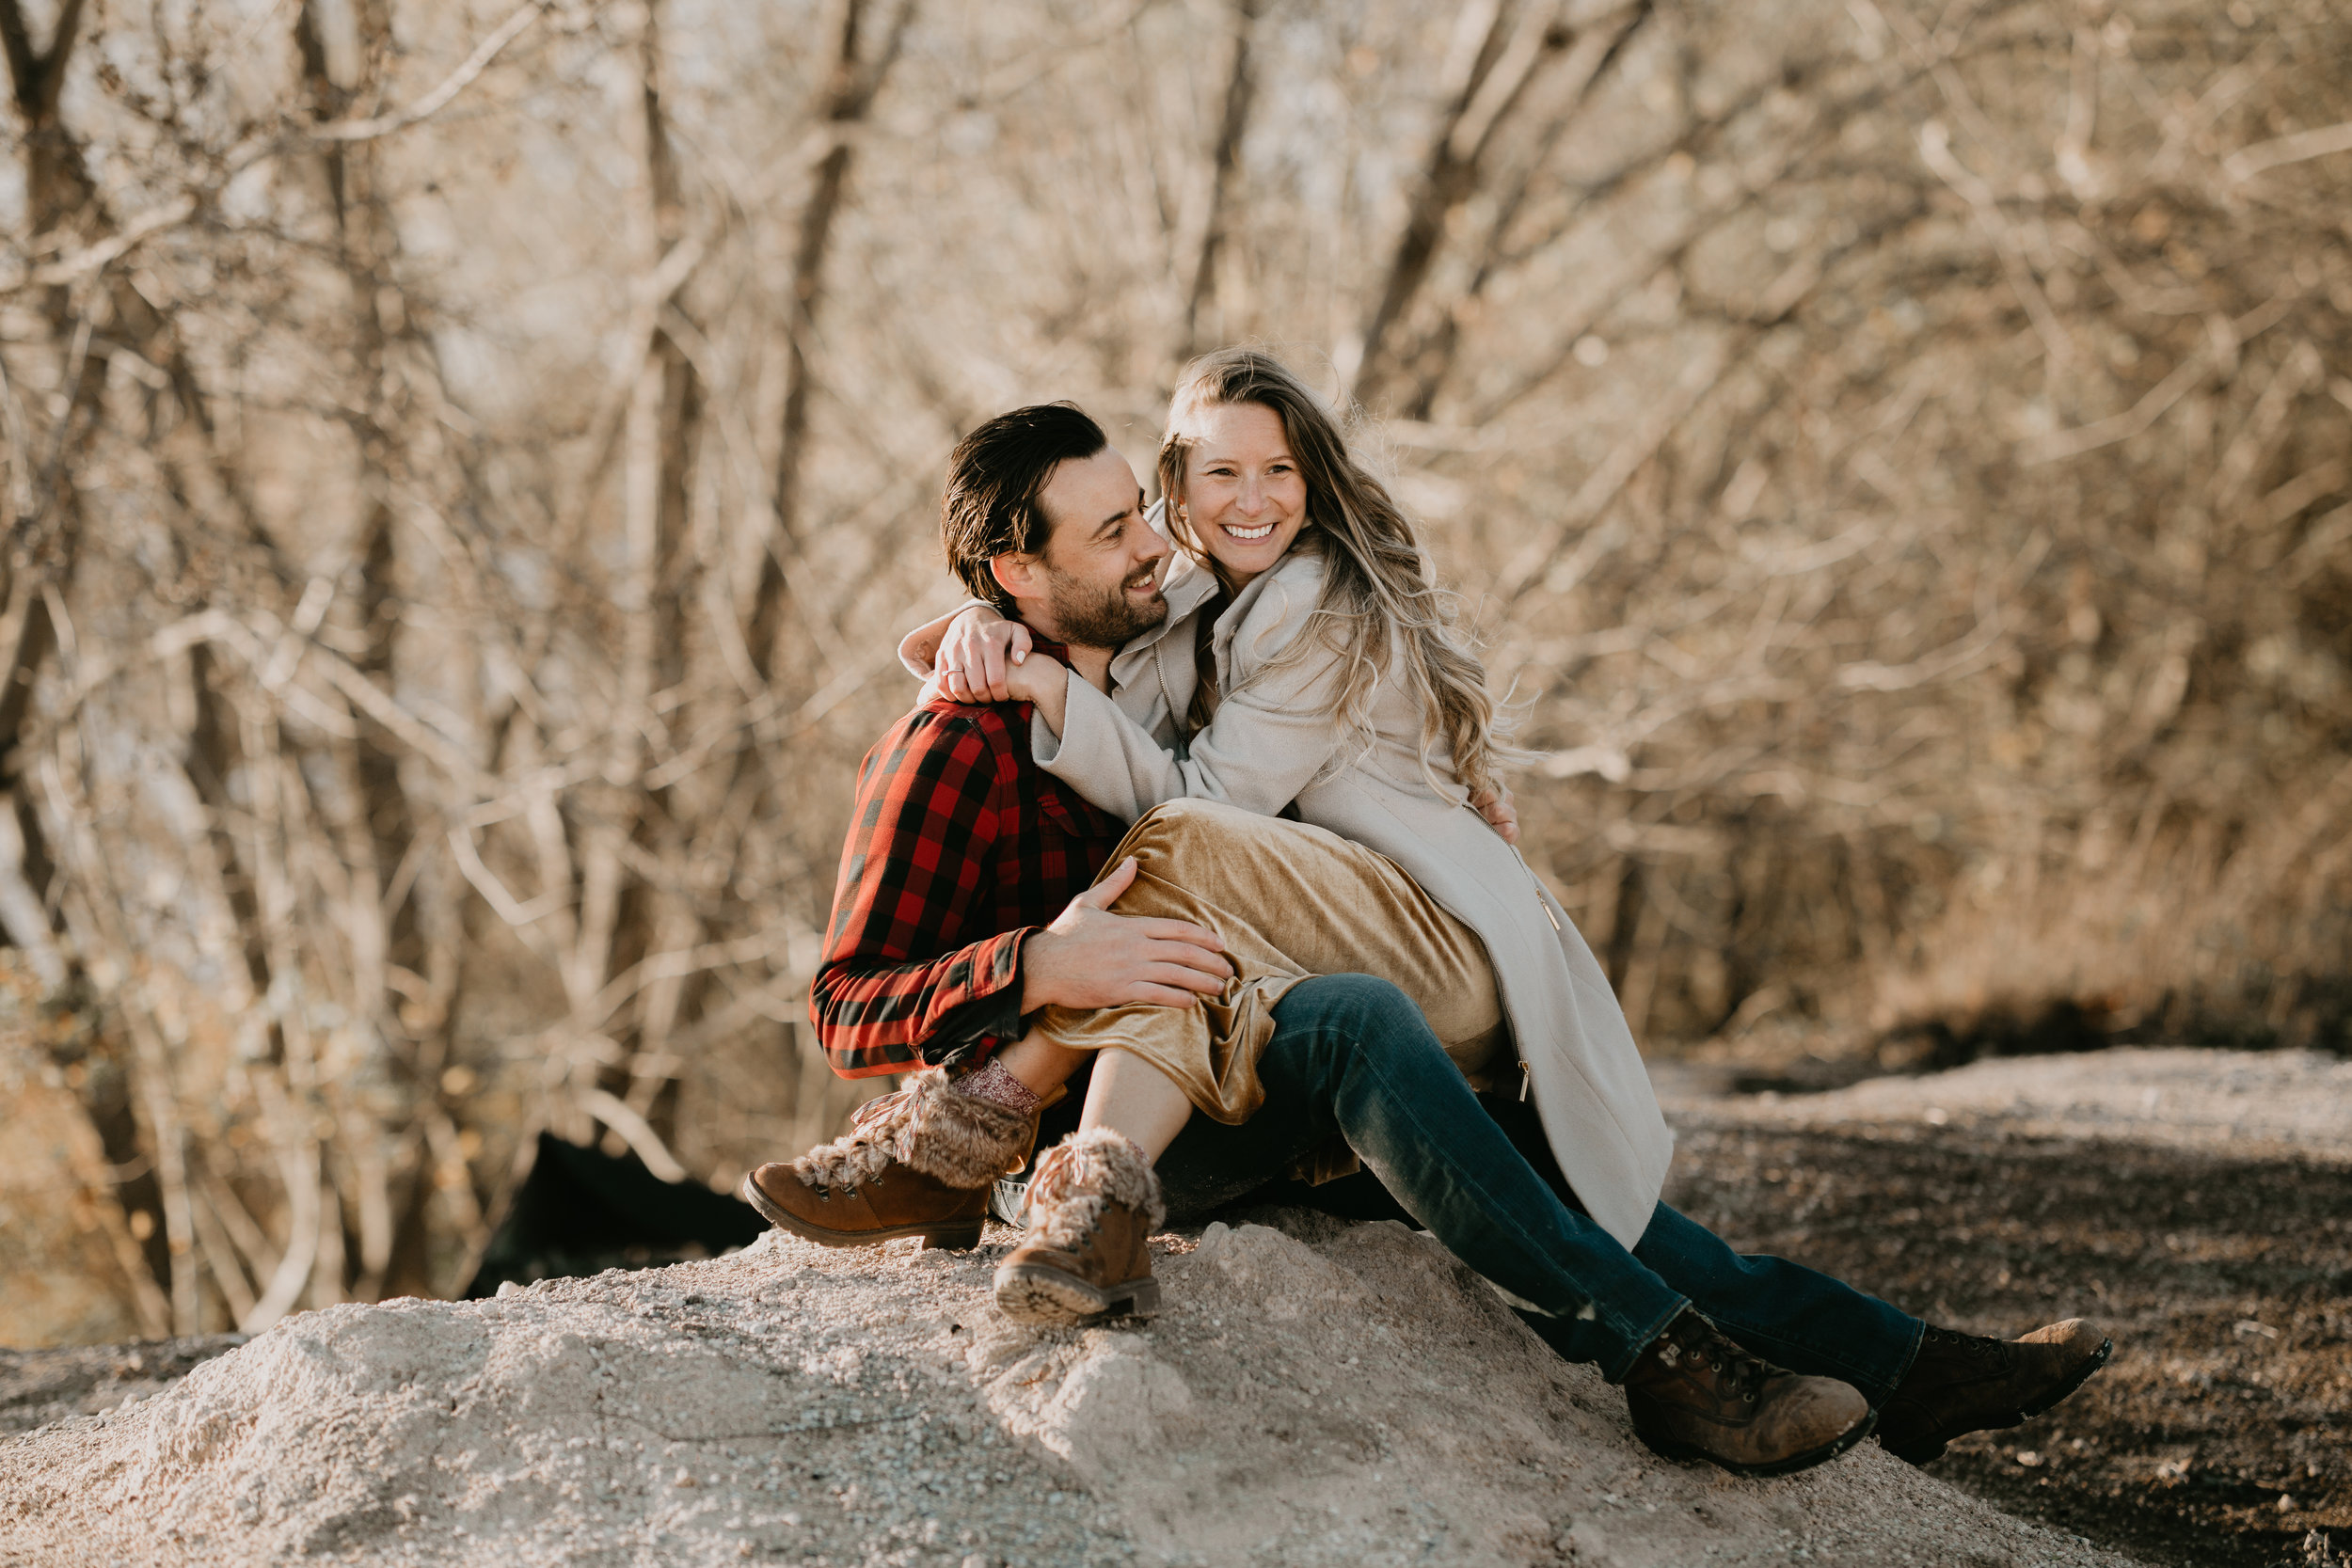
[1002,647,1069,734]
[936,607,1032,705]
[1470,784,1519,846]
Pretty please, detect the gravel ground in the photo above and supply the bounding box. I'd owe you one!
[0,1336,249,1438]
[0,1206,2140,1567]
[1659,1048,2352,1568]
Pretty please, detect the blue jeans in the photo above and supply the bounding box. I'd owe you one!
[1151,974,1924,1403]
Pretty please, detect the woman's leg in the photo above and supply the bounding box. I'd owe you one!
[994,1052,1186,1325]
[1030,799,1505,1127]
[1077,1047,1195,1159]
[993,1031,1091,1099]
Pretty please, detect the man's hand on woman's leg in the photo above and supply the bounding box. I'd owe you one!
[1020,856,1232,1011]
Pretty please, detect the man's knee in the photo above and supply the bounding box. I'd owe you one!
[1284,971,1410,1011]
[1259,974,1454,1124]
[1271,974,1435,1054]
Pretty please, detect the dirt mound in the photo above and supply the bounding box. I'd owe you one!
[0,1213,2143,1567]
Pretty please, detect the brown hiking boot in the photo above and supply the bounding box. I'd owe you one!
[993,1128,1164,1323]
[1876,1319,2112,1465]
[739,1069,1034,1250]
[742,1160,992,1249]
[1622,1309,1876,1478]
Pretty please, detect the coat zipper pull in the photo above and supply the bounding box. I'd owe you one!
[1513,846,1563,930]
[1518,1060,1533,1102]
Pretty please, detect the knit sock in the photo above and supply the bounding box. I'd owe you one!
[954,1058,1044,1115]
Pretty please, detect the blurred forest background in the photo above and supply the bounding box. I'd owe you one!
[0,0,2345,1346]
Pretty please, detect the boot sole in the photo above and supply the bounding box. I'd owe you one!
[1882,1334,2114,1465]
[993,1262,1161,1325]
[1636,1407,1880,1480]
[737,1174,985,1251]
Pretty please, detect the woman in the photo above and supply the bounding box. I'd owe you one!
[899,349,1673,1319]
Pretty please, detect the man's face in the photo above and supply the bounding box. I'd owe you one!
[1012,447,1169,649]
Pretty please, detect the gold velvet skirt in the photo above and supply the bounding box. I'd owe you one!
[1030,799,1507,1125]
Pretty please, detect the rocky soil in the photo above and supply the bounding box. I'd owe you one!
[2,1209,2135,1568]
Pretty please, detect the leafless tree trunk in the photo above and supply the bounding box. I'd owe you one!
[1348,0,1581,409]
[751,0,918,675]
[1179,0,1263,362]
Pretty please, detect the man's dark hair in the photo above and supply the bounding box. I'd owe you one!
[940,402,1108,615]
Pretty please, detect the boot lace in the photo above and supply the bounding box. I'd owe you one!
[1657,1319,1772,1402]
[1920,1324,2007,1365]
[1708,1340,1772,1404]
[850,1086,915,1133]
[792,1088,916,1193]
[1022,1141,1106,1251]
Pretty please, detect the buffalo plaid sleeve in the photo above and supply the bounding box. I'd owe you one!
[808,708,1033,1078]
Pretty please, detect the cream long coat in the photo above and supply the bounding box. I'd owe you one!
[900,543,1673,1249]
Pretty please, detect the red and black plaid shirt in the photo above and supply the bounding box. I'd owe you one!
[810,656,1126,1079]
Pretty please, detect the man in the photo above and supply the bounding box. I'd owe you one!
[743,403,1232,1250]
[742,402,2110,1478]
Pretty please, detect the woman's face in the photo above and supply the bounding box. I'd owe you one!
[1177,401,1309,589]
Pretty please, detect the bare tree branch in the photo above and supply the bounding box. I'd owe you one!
[310,0,551,142]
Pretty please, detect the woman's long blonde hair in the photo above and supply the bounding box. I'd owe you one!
[1159,347,1509,796]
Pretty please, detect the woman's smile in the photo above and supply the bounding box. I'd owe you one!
[1179,401,1309,587]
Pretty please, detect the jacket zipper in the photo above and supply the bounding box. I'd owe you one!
[1509,843,1554,1104]
[1512,845,1563,931]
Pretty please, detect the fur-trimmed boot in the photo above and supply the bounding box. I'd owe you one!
[739,1068,1035,1250]
[993,1128,1165,1323]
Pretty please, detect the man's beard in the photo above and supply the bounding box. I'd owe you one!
[1046,566,1168,650]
